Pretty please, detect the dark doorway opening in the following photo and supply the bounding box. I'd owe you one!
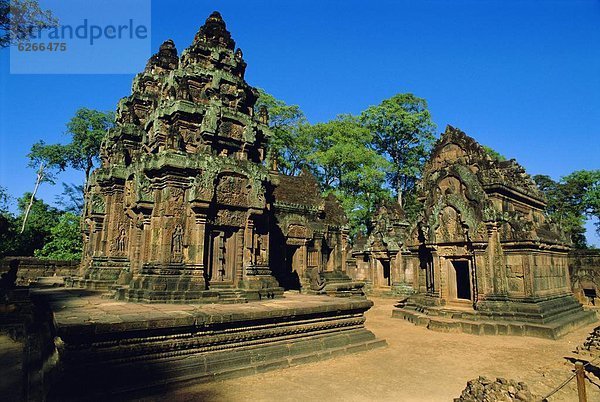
[584,288,597,306]
[418,242,434,293]
[381,259,391,286]
[282,245,301,290]
[452,260,471,300]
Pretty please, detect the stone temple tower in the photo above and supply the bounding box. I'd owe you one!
[77,12,282,302]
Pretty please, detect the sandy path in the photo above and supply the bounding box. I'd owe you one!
[134,297,600,402]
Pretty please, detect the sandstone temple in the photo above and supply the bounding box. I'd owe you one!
[7,12,381,400]
[352,126,595,338]
[1,10,596,402]
[74,11,359,302]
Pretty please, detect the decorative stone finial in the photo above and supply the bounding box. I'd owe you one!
[193,11,235,50]
[145,39,179,71]
[258,105,269,124]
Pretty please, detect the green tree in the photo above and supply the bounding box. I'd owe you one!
[308,115,392,236]
[482,145,507,162]
[34,212,81,260]
[5,193,61,256]
[25,108,113,231]
[254,89,312,175]
[533,170,600,248]
[0,186,17,257]
[22,141,67,232]
[0,0,57,48]
[64,108,115,180]
[360,93,436,208]
[56,183,84,215]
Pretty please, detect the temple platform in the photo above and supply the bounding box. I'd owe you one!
[27,289,385,401]
[392,295,597,339]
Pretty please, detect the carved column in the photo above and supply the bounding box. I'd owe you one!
[236,229,244,284]
[131,220,143,274]
[391,253,401,284]
[340,232,348,274]
[297,241,306,278]
[244,219,254,269]
[140,216,152,265]
[315,237,323,273]
[487,223,508,296]
[191,212,207,274]
[432,250,441,298]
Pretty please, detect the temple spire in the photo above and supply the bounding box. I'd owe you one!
[145,39,178,72]
[192,11,235,50]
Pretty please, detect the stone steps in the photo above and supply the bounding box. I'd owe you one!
[35,291,384,401]
[392,307,596,339]
[215,289,248,304]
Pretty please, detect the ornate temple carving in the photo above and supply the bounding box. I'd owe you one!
[386,126,595,338]
[74,12,355,302]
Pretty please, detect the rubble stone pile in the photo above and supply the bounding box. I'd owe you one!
[575,325,600,357]
[454,376,538,402]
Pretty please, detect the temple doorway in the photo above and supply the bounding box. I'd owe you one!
[283,244,301,290]
[451,260,471,301]
[376,259,391,287]
[209,229,237,284]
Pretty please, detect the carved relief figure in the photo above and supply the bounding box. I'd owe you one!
[216,175,249,207]
[172,224,183,255]
[115,225,127,254]
[436,206,465,243]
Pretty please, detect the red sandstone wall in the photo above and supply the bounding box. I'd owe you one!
[569,250,600,305]
[0,257,79,286]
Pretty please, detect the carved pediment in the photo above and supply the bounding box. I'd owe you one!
[434,206,467,244]
[432,143,467,170]
[216,174,249,207]
[287,224,309,238]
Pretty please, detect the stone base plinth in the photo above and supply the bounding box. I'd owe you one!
[69,257,130,291]
[305,271,366,297]
[392,294,596,339]
[29,289,384,401]
[363,283,415,298]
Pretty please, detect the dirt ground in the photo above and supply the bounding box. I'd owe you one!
[135,297,600,402]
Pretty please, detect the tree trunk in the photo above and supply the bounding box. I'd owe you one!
[397,181,403,207]
[20,162,45,234]
[84,159,93,191]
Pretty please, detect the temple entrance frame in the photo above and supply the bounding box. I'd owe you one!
[445,257,473,305]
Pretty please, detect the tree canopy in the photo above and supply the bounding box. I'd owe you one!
[534,170,600,248]
[0,0,57,47]
[482,145,507,162]
[34,212,82,260]
[255,90,435,237]
[360,93,436,208]
[254,89,311,176]
[307,115,392,236]
[28,108,114,182]
[65,108,115,180]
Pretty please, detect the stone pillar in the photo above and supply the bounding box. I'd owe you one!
[299,242,308,279]
[190,212,207,272]
[432,251,441,298]
[370,256,377,288]
[140,216,152,264]
[487,223,508,296]
[245,219,254,267]
[315,238,323,273]
[131,221,143,274]
[404,254,415,288]
[392,253,402,284]
[340,231,348,273]
[236,229,244,284]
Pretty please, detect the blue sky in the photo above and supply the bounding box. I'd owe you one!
[0,0,599,245]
